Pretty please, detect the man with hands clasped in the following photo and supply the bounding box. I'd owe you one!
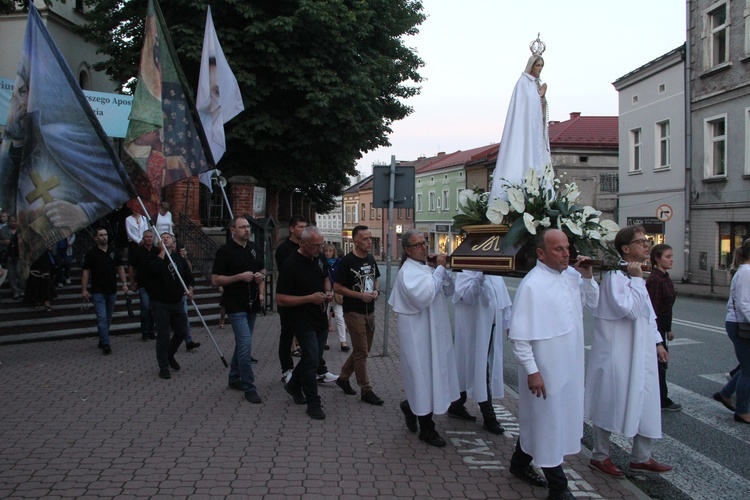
[277,226,335,420]
[211,217,266,404]
[508,229,599,500]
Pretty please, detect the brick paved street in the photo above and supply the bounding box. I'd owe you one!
[0,301,647,499]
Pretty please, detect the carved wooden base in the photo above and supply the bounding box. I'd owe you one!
[449,225,535,277]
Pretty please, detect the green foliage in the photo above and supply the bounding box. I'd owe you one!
[75,0,425,212]
[0,1,57,15]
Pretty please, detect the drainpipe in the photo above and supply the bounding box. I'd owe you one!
[683,2,692,283]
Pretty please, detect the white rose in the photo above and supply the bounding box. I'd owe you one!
[540,216,551,227]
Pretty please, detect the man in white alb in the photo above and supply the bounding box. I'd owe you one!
[509,229,598,500]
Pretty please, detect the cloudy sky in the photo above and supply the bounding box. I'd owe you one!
[355,0,686,176]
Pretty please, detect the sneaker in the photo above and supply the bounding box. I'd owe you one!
[227,381,244,391]
[306,404,326,420]
[361,392,384,405]
[284,383,307,405]
[186,341,201,351]
[335,378,357,395]
[317,372,339,383]
[661,402,682,412]
[281,369,293,384]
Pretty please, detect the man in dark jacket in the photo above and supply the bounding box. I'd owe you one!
[145,232,194,380]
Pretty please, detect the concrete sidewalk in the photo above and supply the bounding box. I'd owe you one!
[0,301,650,499]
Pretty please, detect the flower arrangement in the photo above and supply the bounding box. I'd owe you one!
[453,165,620,260]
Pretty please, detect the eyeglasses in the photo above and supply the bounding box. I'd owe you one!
[628,238,649,246]
[407,241,428,248]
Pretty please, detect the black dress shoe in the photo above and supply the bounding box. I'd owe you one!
[251,357,258,363]
[509,465,548,488]
[448,405,477,421]
[341,345,350,352]
[102,345,112,355]
[227,382,244,391]
[361,392,384,405]
[418,429,446,447]
[245,391,262,404]
[547,488,575,500]
[284,383,307,405]
[186,341,201,351]
[335,378,357,395]
[97,341,104,349]
[400,401,418,432]
[159,369,171,380]
[482,420,505,435]
[324,344,330,350]
[168,356,181,371]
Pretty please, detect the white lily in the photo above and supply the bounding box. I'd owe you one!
[586,229,602,240]
[539,216,551,227]
[543,164,556,183]
[507,188,525,213]
[599,219,620,241]
[523,213,539,235]
[486,198,509,224]
[563,218,583,236]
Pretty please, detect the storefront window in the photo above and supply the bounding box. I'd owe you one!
[719,222,749,270]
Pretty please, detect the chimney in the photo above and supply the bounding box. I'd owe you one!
[569,112,581,120]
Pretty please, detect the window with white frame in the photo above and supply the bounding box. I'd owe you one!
[429,191,436,211]
[708,3,728,67]
[656,120,670,168]
[442,190,450,212]
[361,203,366,220]
[630,128,642,172]
[705,116,727,177]
[416,194,423,212]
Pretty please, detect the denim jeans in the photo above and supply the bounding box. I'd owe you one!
[92,293,116,346]
[151,300,189,371]
[181,296,194,343]
[138,287,154,339]
[290,327,328,406]
[6,256,24,294]
[228,312,257,394]
[721,321,750,414]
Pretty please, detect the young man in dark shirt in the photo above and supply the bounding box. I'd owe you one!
[333,225,383,405]
[81,227,128,355]
[144,233,194,380]
[277,226,332,420]
[274,214,307,382]
[128,228,159,341]
[212,217,266,404]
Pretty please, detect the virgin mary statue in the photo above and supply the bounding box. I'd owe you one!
[489,34,551,201]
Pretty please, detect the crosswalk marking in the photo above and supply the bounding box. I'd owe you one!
[667,383,749,441]
[700,373,731,385]
[672,318,726,334]
[609,428,750,500]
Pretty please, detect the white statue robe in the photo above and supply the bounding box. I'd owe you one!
[453,271,511,402]
[584,271,663,439]
[489,72,551,201]
[509,261,599,468]
[388,258,460,416]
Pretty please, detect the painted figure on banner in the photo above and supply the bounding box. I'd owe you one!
[0,5,134,278]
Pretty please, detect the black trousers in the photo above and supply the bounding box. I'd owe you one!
[278,312,295,372]
[658,330,671,406]
[510,439,567,493]
[151,299,188,371]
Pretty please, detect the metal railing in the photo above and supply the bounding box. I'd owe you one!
[177,212,220,280]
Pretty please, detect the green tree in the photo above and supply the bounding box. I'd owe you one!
[78,0,425,212]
